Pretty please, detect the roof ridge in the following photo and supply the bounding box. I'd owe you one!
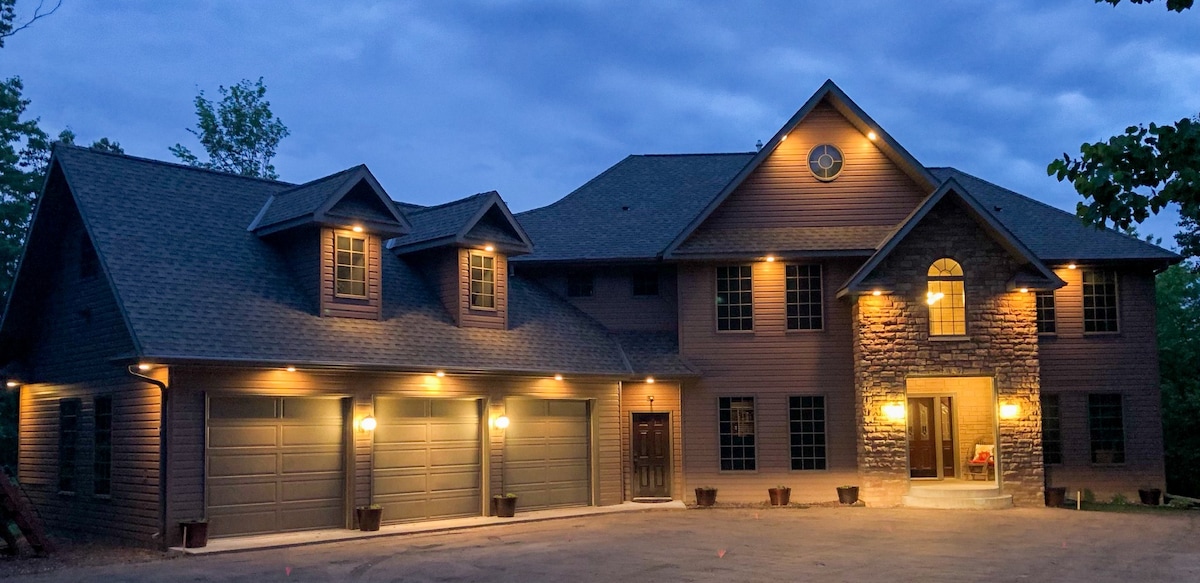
[405,191,493,214]
[633,152,756,158]
[516,156,638,218]
[55,144,296,186]
[276,165,363,194]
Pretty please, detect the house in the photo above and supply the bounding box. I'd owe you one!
[0,80,1177,547]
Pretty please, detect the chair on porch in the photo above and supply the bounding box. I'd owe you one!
[965,441,996,481]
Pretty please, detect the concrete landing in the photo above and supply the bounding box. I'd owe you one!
[903,481,1013,509]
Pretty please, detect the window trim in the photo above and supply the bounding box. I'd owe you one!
[93,395,113,497]
[788,394,829,471]
[785,263,824,332]
[1036,290,1057,336]
[58,398,81,495]
[1087,393,1126,465]
[468,251,497,311]
[1082,269,1120,335]
[1040,393,1063,466]
[717,396,757,472]
[715,265,754,333]
[333,232,368,299]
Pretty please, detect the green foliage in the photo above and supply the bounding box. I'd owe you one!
[1110,492,1129,505]
[1082,488,1096,503]
[170,78,290,180]
[1156,264,1200,496]
[0,75,48,301]
[1095,0,1194,11]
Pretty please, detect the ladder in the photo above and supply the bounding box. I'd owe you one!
[0,471,54,555]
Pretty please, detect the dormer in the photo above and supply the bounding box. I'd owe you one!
[390,191,533,329]
[249,165,411,319]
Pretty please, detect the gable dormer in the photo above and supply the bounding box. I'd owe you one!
[390,191,533,329]
[249,165,411,320]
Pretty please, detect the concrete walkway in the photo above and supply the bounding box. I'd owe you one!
[175,500,686,554]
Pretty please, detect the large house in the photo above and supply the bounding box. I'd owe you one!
[0,81,1177,547]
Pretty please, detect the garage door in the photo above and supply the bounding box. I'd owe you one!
[206,396,346,537]
[373,398,482,523]
[503,399,590,510]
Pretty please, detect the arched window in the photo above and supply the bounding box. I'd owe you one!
[927,258,965,336]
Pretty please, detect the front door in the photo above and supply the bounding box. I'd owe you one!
[908,397,938,478]
[632,413,670,498]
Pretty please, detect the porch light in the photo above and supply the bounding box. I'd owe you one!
[360,416,377,431]
[285,366,296,372]
[867,131,878,141]
[484,245,495,252]
[882,402,906,421]
[554,374,563,381]
[645,376,655,384]
[926,291,944,305]
[435,370,446,377]
[999,403,1020,419]
[765,255,775,263]
[352,225,364,233]
[5,381,17,389]
[493,415,510,429]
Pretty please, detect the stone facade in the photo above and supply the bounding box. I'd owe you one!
[852,195,1045,506]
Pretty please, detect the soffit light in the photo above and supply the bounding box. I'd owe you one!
[435,370,446,378]
[352,225,364,233]
[5,381,17,389]
[554,374,564,381]
[1067,263,1077,270]
[765,255,776,263]
[1018,288,1029,294]
[137,363,152,371]
[867,131,878,141]
[645,376,655,384]
[484,245,495,252]
[285,366,297,372]
[872,290,882,296]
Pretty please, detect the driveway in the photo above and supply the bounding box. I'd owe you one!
[6,506,1200,582]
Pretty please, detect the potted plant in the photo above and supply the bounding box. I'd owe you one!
[694,486,717,507]
[356,504,383,531]
[179,518,208,548]
[768,485,791,506]
[836,485,859,505]
[1044,486,1067,508]
[1138,488,1162,506]
[493,493,518,517]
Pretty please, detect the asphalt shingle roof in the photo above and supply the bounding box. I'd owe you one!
[675,225,894,256]
[47,147,642,376]
[255,166,361,229]
[399,192,492,246]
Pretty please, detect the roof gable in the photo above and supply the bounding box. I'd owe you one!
[250,165,411,237]
[389,191,533,255]
[839,178,1064,297]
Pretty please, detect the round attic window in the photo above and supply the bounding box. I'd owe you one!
[808,144,844,182]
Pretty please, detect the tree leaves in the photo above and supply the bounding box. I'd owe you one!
[1095,0,1194,11]
[170,77,290,180]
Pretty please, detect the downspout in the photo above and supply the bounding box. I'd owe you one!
[127,365,169,550]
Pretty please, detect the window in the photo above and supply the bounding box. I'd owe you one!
[567,272,594,298]
[80,232,98,279]
[59,399,81,493]
[631,270,659,297]
[716,265,753,331]
[1082,269,1119,333]
[334,234,367,298]
[718,397,756,470]
[927,258,965,336]
[1041,394,1062,465]
[94,396,112,496]
[789,396,827,470]
[1088,394,1125,464]
[786,264,823,330]
[1036,291,1056,335]
[469,253,496,309]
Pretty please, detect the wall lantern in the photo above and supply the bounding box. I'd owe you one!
[882,402,906,421]
[360,416,378,431]
[493,415,510,430]
[999,403,1021,419]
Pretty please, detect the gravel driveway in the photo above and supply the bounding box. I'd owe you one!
[5,506,1199,582]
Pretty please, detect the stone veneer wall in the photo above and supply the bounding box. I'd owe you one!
[851,197,1045,506]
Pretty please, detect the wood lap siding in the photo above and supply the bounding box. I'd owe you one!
[319,228,382,320]
[699,102,927,233]
[530,267,678,332]
[620,382,684,501]
[457,248,507,330]
[278,229,322,314]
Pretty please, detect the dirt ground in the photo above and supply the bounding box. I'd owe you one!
[4,506,1199,582]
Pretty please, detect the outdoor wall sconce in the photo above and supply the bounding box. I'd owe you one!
[359,416,377,431]
[999,403,1020,419]
[493,415,510,430]
[882,402,906,421]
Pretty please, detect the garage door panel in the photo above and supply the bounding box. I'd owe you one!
[208,510,276,538]
[208,425,277,448]
[432,399,478,417]
[374,424,428,444]
[545,443,589,460]
[430,423,478,441]
[503,399,590,511]
[282,451,342,473]
[502,442,546,462]
[429,447,479,467]
[374,473,428,494]
[373,449,430,469]
[282,424,342,446]
[280,504,344,531]
[209,453,277,477]
[209,481,278,506]
[428,470,480,492]
[547,400,587,417]
[376,398,427,418]
[281,477,344,502]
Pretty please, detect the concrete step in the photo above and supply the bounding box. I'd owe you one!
[906,485,1003,499]
[902,493,1013,509]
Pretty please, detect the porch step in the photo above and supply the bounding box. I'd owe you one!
[902,484,1013,509]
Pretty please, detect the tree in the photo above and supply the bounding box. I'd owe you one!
[1096,0,1194,11]
[1155,264,1200,496]
[0,0,62,48]
[170,78,290,179]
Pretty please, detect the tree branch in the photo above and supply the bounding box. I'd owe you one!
[0,0,63,43]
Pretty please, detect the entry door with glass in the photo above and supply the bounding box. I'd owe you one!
[907,397,954,479]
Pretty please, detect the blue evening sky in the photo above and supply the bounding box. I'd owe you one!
[5,1,1197,246]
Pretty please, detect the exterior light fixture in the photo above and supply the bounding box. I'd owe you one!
[137,363,152,372]
[765,255,775,263]
[554,374,563,381]
[360,416,378,431]
[494,415,510,429]
[1018,288,1029,294]
[435,370,446,378]
[285,366,296,372]
[645,376,655,384]
[1067,263,1077,270]
[352,225,364,233]
[926,291,944,305]
[484,245,495,252]
[780,134,788,141]
[867,131,878,141]
[5,381,17,389]
[872,290,882,297]
[882,402,906,421]
[999,403,1020,419]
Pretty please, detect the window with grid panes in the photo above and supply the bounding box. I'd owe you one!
[927,258,965,336]
[1036,291,1056,334]
[1088,393,1125,464]
[719,397,756,470]
[1082,269,1119,333]
[334,234,367,298]
[469,253,495,309]
[716,265,753,331]
[1040,394,1062,465]
[786,264,823,330]
[789,396,827,470]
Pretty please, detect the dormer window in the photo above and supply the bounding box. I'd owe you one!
[470,252,496,309]
[335,234,367,298]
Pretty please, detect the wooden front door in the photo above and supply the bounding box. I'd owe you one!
[632,413,670,498]
[908,397,938,478]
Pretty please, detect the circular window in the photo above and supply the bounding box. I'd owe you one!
[808,144,844,181]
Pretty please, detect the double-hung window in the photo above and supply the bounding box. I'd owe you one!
[1088,393,1124,464]
[716,266,753,331]
[789,396,827,470]
[469,253,496,309]
[786,264,823,330]
[335,234,367,298]
[718,397,756,470]
[1082,270,1119,333]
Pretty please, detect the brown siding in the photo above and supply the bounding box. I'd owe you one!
[1039,267,1164,498]
[677,259,859,503]
[697,102,928,233]
[620,382,684,501]
[457,248,507,330]
[319,228,382,320]
[278,228,321,314]
[525,266,678,332]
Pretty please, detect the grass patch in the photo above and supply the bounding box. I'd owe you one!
[1074,501,1198,514]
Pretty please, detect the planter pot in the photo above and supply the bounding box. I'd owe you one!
[493,496,517,518]
[694,488,717,507]
[837,486,859,505]
[180,521,208,549]
[356,507,383,531]
[1045,487,1067,508]
[1138,488,1162,506]
[768,487,791,506]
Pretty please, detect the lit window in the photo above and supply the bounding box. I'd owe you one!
[927,258,965,336]
[94,396,113,496]
[335,234,367,298]
[469,252,495,309]
[567,272,594,298]
[1082,270,1119,333]
[716,265,753,331]
[789,396,827,470]
[719,397,756,471]
[786,264,823,330]
[631,270,659,297]
[1088,393,1124,464]
[1036,291,1056,335]
[59,398,81,493]
[1041,394,1062,465]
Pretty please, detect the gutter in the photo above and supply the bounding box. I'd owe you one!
[126,365,169,550]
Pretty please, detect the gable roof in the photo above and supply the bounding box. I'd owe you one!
[662,79,939,258]
[249,165,411,237]
[839,178,1064,296]
[514,153,755,262]
[389,191,533,255]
